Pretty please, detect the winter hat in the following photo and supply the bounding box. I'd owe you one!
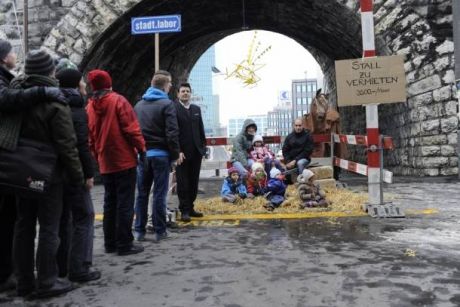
[25,49,55,76]
[0,39,12,62]
[252,134,263,145]
[56,68,82,88]
[227,167,239,176]
[270,168,281,178]
[55,58,78,75]
[302,169,315,181]
[87,69,112,91]
[251,162,264,173]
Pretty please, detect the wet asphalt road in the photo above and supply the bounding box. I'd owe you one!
[1,177,460,307]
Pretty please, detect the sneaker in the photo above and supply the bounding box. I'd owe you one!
[181,213,191,222]
[134,231,145,241]
[69,269,101,283]
[34,278,73,299]
[190,210,203,218]
[154,232,176,243]
[118,243,144,256]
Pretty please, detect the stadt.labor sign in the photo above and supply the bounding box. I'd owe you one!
[335,55,407,106]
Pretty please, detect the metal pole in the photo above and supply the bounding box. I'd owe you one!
[155,33,160,72]
[360,0,382,205]
[23,0,29,54]
[453,0,460,179]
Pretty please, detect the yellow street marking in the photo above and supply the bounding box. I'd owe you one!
[179,220,240,227]
[95,214,103,221]
[405,208,439,215]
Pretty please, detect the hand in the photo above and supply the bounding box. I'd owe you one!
[43,87,68,104]
[177,152,186,166]
[85,177,94,190]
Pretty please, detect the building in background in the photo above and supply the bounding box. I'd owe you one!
[227,115,268,137]
[291,78,317,120]
[189,46,220,136]
[267,101,293,139]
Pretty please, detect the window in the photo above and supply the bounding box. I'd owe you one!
[301,84,306,92]
[296,84,301,93]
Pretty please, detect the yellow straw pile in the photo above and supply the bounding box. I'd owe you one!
[194,185,368,215]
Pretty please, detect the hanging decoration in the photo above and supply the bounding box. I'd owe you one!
[225,31,272,87]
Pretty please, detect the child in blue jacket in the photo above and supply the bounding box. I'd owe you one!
[221,167,248,203]
[263,168,287,211]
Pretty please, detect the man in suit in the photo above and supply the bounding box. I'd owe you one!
[174,83,206,222]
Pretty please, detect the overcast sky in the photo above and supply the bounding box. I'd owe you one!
[213,30,323,125]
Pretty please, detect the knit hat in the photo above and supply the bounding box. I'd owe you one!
[252,134,263,145]
[251,162,264,172]
[302,169,315,181]
[55,58,78,75]
[87,69,112,91]
[25,49,55,76]
[227,167,239,176]
[0,39,12,62]
[270,168,281,178]
[56,68,82,88]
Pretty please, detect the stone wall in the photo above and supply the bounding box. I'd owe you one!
[0,0,76,58]
[332,0,458,176]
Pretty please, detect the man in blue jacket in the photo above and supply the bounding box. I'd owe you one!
[134,70,180,242]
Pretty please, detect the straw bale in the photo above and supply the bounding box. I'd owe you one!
[315,178,336,189]
[310,166,333,180]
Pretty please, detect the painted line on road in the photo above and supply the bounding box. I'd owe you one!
[94,209,438,223]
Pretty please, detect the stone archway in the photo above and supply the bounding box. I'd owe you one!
[42,0,456,176]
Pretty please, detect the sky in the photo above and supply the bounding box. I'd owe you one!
[212,30,323,125]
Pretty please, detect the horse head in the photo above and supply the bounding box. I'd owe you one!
[311,89,329,121]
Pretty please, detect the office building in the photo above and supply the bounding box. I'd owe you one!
[227,115,268,137]
[189,46,220,136]
[291,78,318,120]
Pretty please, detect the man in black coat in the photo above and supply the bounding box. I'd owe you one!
[282,118,314,175]
[174,83,206,222]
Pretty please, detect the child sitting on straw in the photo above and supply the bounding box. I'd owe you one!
[296,169,330,208]
[221,167,248,203]
[246,162,268,198]
[263,168,287,211]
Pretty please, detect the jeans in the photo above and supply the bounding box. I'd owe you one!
[101,168,136,252]
[13,184,63,291]
[57,185,95,277]
[135,156,170,236]
[297,158,310,174]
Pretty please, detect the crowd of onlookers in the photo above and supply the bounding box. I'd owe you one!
[0,38,329,300]
[0,40,208,299]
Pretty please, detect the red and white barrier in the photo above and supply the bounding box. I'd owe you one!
[333,157,393,184]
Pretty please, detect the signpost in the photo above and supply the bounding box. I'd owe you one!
[131,15,181,72]
[335,55,407,107]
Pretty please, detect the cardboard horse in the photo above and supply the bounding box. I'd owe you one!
[302,89,347,180]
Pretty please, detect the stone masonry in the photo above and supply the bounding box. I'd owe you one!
[0,0,458,176]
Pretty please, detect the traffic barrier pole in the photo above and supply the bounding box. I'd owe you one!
[361,0,381,205]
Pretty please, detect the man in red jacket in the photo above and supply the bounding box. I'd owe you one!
[86,70,146,256]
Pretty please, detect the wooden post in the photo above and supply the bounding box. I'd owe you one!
[23,0,29,54]
[155,33,160,72]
